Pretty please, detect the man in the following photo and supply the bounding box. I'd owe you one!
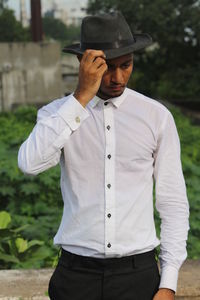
[18,11,189,300]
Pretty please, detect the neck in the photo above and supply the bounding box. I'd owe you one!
[96,91,110,100]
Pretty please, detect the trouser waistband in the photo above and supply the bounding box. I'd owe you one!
[59,248,157,271]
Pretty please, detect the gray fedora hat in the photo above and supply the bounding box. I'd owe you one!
[63,11,152,59]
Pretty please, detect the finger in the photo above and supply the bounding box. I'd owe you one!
[83,49,106,63]
[97,62,108,76]
[93,57,106,68]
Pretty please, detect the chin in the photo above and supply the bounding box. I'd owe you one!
[99,88,125,99]
[109,90,124,98]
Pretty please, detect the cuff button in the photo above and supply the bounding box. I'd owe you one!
[75,116,81,123]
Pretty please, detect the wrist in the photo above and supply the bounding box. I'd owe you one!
[159,288,175,295]
[73,89,92,108]
[154,288,175,300]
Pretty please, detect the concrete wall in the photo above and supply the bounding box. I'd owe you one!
[0,42,63,111]
[61,53,79,96]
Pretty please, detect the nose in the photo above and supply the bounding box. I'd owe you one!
[111,68,123,84]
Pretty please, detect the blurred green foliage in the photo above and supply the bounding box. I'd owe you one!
[0,8,31,42]
[0,104,199,269]
[0,211,51,269]
[0,0,7,13]
[0,106,62,268]
[42,16,80,43]
[0,4,80,44]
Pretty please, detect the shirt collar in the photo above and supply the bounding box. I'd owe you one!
[89,88,128,109]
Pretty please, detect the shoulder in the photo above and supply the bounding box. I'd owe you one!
[125,88,171,116]
[124,88,175,135]
[37,94,72,121]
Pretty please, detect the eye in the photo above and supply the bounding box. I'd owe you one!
[121,64,131,69]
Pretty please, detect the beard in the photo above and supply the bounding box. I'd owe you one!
[97,85,125,100]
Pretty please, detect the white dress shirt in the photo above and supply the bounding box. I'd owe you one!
[18,88,189,292]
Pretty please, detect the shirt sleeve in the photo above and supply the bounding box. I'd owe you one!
[153,111,190,292]
[18,95,90,175]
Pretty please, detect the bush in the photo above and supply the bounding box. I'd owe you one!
[0,211,52,269]
[0,106,62,268]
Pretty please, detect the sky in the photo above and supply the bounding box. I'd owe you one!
[7,0,88,19]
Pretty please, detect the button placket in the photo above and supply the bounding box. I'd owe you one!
[103,102,116,256]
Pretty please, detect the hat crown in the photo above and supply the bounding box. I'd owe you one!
[62,11,152,59]
[81,11,133,44]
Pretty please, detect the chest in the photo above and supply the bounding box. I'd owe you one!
[62,105,157,167]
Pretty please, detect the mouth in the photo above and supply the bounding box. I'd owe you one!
[109,85,124,91]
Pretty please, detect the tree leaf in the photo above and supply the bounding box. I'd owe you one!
[27,240,44,249]
[15,238,28,253]
[0,252,19,263]
[0,211,11,229]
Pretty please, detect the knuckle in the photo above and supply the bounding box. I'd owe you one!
[84,49,92,58]
[88,49,95,56]
[100,50,106,57]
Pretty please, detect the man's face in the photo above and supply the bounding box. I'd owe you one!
[97,53,133,100]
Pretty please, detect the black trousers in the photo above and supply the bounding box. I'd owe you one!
[48,248,160,300]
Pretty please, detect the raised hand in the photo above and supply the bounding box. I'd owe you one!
[74,49,108,107]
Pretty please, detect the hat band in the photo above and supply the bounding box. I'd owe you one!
[81,38,135,51]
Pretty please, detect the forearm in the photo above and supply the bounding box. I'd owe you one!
[18,119,70,175]
[18,95,89,175]
[156,166,189,291]
[158,197,189,291]
[154,112,190,292]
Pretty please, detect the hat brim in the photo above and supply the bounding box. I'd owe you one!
[62,34,152,59]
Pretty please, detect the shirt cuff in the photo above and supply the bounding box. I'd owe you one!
[159,265,179,292]
[57,95,90,131]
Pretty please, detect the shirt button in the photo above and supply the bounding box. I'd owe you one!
[107,213,111,218]
[107,243,111,248]
[107,154,111,159]
[106,125,110,130]
[107,184,111,189]
[75,116,80,123]
[104,102,109,106]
